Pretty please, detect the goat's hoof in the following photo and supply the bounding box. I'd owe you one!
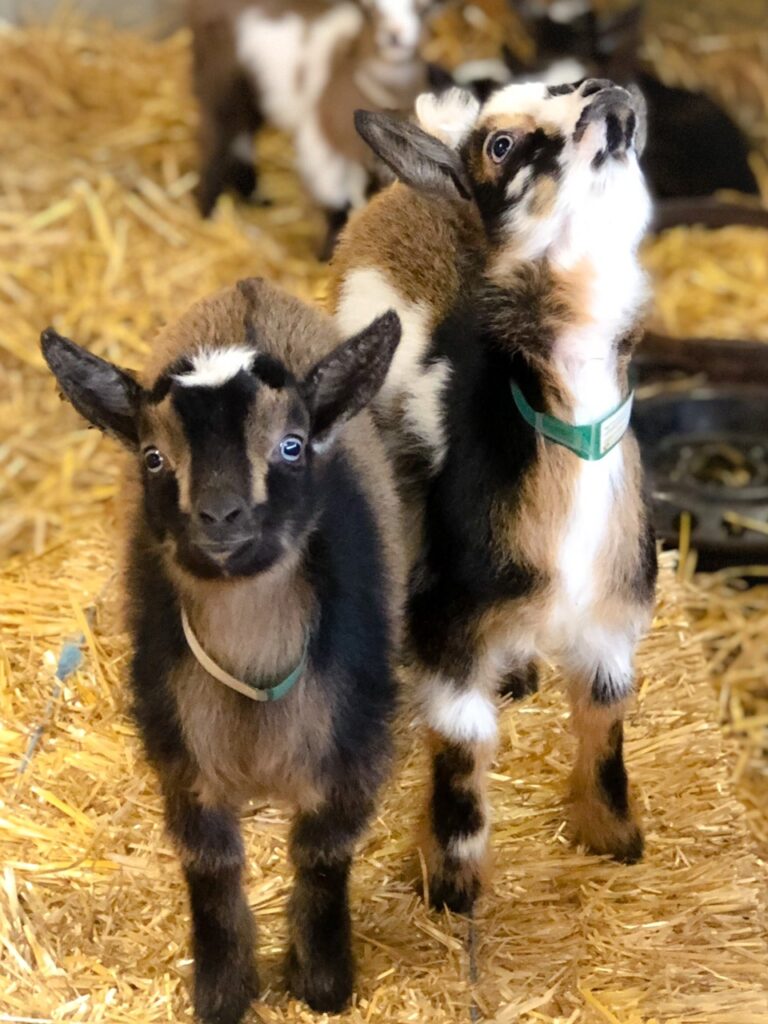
[193,962,259,1024]
[286,943,354,1013]
[498,662,539,700]
[428,871,480,915]
[228,160,257,200]
[569,799,645,864]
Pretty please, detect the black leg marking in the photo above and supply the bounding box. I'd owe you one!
[431,744,484,848]
[597,721,629,820]
[286,857,354,1013]
[286,799,370,1012]
[427,739,488,914]
[164,791,257,1024]
[591,667,627,706]
[185,862,259,1024]
[498,661,539,700]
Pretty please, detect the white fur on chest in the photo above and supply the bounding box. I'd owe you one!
[236,4,363,131]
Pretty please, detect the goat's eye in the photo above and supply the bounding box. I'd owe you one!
[279,435,304,463]
[144,447,165,473]
[488,133,514,163]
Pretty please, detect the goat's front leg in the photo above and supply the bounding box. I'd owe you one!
[286,793,372,1012]
[420,679,498,913]
[164,783,258,1024]
[566,659,644,863]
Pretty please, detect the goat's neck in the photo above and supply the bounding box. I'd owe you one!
[487,242,645,425]
[171,549,313,681]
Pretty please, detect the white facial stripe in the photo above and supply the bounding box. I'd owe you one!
[174,347,256,388]
[422,681,498,744]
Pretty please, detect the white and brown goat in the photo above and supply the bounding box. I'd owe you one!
[41,279,404,1023]
[189,0,433,253]
[331,80,657,911]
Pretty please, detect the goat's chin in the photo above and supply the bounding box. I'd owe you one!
[174,537,285,580]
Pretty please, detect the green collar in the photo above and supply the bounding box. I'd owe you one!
[181,607,308,702]
[510,381,634,461]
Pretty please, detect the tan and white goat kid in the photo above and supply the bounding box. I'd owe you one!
[331,79,657,912]
[190,0,432,253]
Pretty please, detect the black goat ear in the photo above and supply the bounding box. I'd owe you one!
[354,108,474,200]
[302,311,402,451]
[40,328,143,449]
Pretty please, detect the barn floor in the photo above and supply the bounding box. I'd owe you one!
[0,14,767,1024]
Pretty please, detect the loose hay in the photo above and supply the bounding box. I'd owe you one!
[642,225,768,342]
[2,538,767,1023]
[0,12,767,1024]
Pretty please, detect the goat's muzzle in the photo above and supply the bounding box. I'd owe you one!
[575,80,643,158]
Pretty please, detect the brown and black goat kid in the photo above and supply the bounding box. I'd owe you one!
[41,279,404,1024]
[331,80,657,912]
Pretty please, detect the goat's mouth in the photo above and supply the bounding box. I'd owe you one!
[180,534,282,579]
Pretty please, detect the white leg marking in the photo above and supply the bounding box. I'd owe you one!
[448,821,490,862]
[422,680,498,745]
[563,625,638,701]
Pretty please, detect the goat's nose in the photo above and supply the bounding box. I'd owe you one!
[195,491,248,527]
[580,78,612,97]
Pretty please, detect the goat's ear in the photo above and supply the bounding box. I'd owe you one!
[303,311,401,451]
[354,103,475,200]
[627,83,648,156]
[40,328,143,449]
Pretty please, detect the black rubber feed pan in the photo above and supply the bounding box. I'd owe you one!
[633,386,768,569]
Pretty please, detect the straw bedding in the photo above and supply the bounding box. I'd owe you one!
[0,12,767,1024]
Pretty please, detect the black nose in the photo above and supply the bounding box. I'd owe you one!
[580,78,612,97]
[576,84,638,154]
[195,490,249,528]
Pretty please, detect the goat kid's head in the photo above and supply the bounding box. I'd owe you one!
[41,284,401,580]
[360,0,431,62]
[356,76,650,264]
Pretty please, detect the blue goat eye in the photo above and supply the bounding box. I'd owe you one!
[279,435,304,463]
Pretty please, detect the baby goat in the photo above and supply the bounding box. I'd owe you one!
[41,279,403,1024]
[189,0,431,254]
[331,81,657,912]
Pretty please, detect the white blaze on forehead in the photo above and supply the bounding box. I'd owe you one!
[173,347,256,388]
[416,88,480,147]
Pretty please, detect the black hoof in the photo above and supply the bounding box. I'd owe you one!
[228,159,257,200]
[612,826,644,865]
[193,961,259,1024]
[499,662,539,700]
[286,944,354,1013]
[428,873,480,915]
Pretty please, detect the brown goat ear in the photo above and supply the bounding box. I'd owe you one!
[40,328,143,449]
[354,109,473,200]
[303,311,402,450]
